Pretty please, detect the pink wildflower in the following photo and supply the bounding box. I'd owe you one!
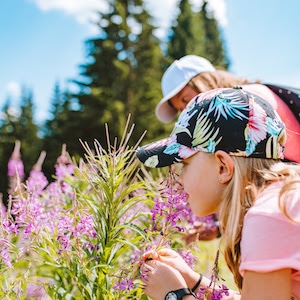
[27,151,49,192]
[7,140,25,178]
[0,238,12,268]
[113,278,135,292]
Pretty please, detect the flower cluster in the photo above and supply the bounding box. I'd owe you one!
[1,134,230,299]
[196,250,230,300]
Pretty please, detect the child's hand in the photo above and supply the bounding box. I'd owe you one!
[141,259,187,300]
[143,248,196,287]
[143,248,184,268]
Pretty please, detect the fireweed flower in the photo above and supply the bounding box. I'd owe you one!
[55,163,74,180]
[73,214,97,239]
[55,144,75,181]
[57,235,71,253]
[7,140,25,196]
[196,250,230,300]
[118,185,200,293]
[0,213,15,268]
[57,215,73,234]
[8,145,76,247]
[134,170,228,299]
[196,284,229,300]
[7,158,25,178]
[0,238,13,268]
[1,130,231,299]
[178,249,197,269]
[0,221,14,268]
[26,283,45,299]
[113,278,135,292]
[27,170,48,193]
[7,140,25,179]
[56,211,97,255]
[151,185,218,238]
[0,210,17,268]
[2,219,19,235]
[11,191,47,238]
[211,285,230,300]
[150,188,189,234]
[26,150,48,193]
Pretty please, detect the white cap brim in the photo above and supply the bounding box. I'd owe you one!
[155,55,216,123]
[155,80,189,123]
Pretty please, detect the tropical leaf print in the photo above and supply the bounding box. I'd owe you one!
[144,135,177,150]
[192,109,222,151]
[266,116,283,135]
[245,135,258,156]
[144,155,159,167]
[247,100,267,143]
[178,145,199,159]
[266,136,280,159]
[175,104,198,129]
[164,142,182,155]
[207,90,249,121]
[265,129,285,159]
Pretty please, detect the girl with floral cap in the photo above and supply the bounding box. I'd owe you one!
[156,55,300,164]
[137,87,300,300]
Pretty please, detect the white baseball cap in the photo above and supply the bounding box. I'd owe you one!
[155,55,216,123]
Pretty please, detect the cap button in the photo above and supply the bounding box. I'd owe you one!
[233,85,243,89]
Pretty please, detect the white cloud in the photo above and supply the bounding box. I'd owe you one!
[146,0,227,38]
[28,0,227,35]
[28,0,107,27]
[202,0,227,27]
[6,81,22,99]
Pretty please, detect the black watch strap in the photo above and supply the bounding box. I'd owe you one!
[165,288,196,300]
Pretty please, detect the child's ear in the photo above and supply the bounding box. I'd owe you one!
[214,150,235,184]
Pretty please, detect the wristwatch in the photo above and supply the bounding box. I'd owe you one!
[165,288,195,300]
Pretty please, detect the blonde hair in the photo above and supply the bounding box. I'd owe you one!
[188,70,253,93]
[219,157,300,290]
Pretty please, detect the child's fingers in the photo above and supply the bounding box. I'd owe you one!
[142,250,158,260]
[157,248,177,257]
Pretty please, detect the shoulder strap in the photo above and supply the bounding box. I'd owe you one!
[264,83,300,123]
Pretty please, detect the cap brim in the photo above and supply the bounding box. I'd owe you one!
[136,136,199,168]
[155,81,188,123]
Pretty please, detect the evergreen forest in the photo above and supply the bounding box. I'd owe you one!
[0,0,230,202]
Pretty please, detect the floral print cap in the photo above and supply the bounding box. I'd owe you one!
[136,87,286,168]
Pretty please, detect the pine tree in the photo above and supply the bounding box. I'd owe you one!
[19,88,43,172]
[168,0,205,61]
[199,1,230,69]
[167,0,230,69]
[63,0,169,157]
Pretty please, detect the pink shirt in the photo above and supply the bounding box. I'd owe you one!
[240,181,300,299]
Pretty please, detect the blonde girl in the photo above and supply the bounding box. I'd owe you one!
[137,87,300,300]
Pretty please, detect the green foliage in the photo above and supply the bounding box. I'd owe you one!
[198,1,230,69]
[0,0,231,208]
[0,122,236,299]
[168,0,205,60]
[0,3,235,296]
[18,87,43,171]
[167,0,230,69]
[50,0,170,161]
[0,123,153,299]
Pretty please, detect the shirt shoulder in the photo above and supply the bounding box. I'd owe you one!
[240,181,300,274]
[247,181,300,221]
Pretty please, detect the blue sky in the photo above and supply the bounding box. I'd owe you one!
[1,0,300,124]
